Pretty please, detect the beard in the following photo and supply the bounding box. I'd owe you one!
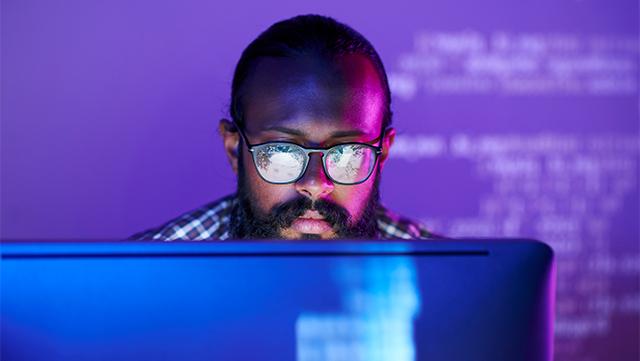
[229,153,380,240]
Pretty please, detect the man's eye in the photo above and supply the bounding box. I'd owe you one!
[336,144,361,154]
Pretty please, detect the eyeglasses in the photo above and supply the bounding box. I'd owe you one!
[233,122,385,185]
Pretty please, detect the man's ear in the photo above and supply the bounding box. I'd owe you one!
[219,118,240,175]
[378,127,396,169]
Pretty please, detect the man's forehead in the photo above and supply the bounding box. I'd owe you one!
[256,116,372,142]
[241,54,385,139]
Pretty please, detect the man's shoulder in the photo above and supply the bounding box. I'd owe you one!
[129,194,237,241]
[376,205,438,240]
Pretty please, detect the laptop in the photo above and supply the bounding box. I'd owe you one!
[1,239,555,361]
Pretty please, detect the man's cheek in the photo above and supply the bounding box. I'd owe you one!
[333,185,373,222]
[250,180,296,214]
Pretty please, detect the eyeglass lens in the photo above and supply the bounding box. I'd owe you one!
[252,143,377,184]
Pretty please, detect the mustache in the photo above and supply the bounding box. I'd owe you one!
[270,196,351,230]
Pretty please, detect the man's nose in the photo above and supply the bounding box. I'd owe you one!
[295,152,334,200]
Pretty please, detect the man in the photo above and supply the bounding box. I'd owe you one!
[132,15,434,241]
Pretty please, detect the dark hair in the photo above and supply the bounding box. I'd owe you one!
[230,14,392,130]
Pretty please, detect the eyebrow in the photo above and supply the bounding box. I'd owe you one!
[262,126,365,138]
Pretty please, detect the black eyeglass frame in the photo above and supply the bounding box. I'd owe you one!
[232,121,387,185]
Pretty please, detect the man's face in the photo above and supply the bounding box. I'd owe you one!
[221,54,395,239]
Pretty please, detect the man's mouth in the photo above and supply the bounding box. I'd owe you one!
[290,210,333,234]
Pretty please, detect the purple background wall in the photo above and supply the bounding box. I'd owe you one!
[2,0,638,360]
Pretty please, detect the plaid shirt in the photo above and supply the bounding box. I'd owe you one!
[130,194,435,240]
